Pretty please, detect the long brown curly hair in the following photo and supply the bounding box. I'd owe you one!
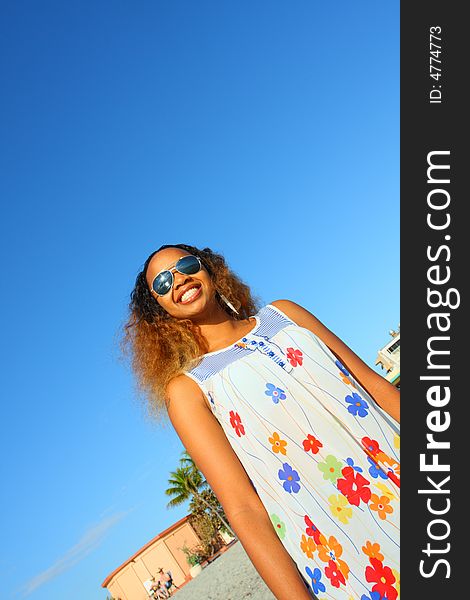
[122,244,260,416]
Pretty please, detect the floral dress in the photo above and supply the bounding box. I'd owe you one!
[186,304,400,599]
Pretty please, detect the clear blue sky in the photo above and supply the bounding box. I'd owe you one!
[0,2,399,598]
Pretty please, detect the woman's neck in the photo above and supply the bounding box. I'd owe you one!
[195,304,255,354]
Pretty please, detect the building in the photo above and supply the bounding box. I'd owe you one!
[101,515,203,600]
[375,325,400,388]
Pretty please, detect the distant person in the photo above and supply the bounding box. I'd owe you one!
[143,577,159,599]
[157,568,176,596]
[149,575,169,599]
[123,244,400,600]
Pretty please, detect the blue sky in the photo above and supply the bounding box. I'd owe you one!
[0,2,399,599]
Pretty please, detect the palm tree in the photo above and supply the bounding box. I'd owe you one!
[165,465,204,508]
[180,450,203,477]
[165,452,235,536]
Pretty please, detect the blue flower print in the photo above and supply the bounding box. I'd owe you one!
[345,392,369,417]
[265,383,286,404]
[367,456,388,480]
[361,592,383,600]
[278,463,301,493]
[335,359,350,376]
[305,566,326,594]
[346,457,363,473]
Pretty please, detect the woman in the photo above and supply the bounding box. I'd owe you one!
[123,243,400,600]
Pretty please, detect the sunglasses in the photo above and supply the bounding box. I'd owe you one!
[151,254,202,296]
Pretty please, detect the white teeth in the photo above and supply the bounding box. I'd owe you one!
[180,286,199,303]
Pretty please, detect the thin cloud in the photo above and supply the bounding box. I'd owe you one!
[18,509,133,597]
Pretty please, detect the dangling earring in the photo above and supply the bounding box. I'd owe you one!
[219,293,239,315]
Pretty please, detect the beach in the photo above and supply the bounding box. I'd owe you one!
[173,540,276,600]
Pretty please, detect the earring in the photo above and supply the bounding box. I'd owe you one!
[219,293,239,315]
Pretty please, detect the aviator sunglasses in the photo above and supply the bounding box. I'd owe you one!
[151,254,202,297]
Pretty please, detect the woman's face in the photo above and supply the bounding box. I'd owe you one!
[146,248,216,319]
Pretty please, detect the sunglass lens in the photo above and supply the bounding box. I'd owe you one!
[176,255,201,275]
[153,271,173,296]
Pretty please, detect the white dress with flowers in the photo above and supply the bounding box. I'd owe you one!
[186,304,400,600]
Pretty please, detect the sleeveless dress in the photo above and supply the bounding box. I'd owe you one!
[186,304,400,600]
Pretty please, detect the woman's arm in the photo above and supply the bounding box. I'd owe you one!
[271,299,400,424]
[166,375,314,600]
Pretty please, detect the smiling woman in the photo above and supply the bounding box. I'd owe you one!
[122,243,401,600]
[122,244,259,406]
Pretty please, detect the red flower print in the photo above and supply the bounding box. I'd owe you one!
[324,559,346,588]
[337,466,371,506]
[229,411,245,437]
[286,347,303,367]
[304,515,322,544]
[366,557,398,600]
[302,434,323,454]
[362,436,381,457]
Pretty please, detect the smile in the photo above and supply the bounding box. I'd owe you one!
[178,285,202,304]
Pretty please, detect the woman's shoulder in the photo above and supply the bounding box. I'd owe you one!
[265,300,328,335]
[166,373,204,404]
[252,300,309,336]
[266,299,310,323]
[166,373,214,415]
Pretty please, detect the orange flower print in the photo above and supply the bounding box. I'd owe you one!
[302,434,323,454]
[300,534,316,558]
[378,451,401,482]
[369,494,394,520]
[336,558,350,580]
[268,432,287,455]
[362,541,384,562]
[335,360,355,387]
[317,535,343,564]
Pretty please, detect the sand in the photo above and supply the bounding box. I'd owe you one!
[172,540,276,600]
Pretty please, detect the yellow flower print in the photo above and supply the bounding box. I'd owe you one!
[362,540,384,562]
[268,431,287,455]
[392,568,400,597]
[300,534,316,558]
[375,482,399,501]
[370,493,394,520]
[328,494,353,524]
[394,434,400,449]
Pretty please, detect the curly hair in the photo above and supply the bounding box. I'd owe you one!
[122,244,260,416]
